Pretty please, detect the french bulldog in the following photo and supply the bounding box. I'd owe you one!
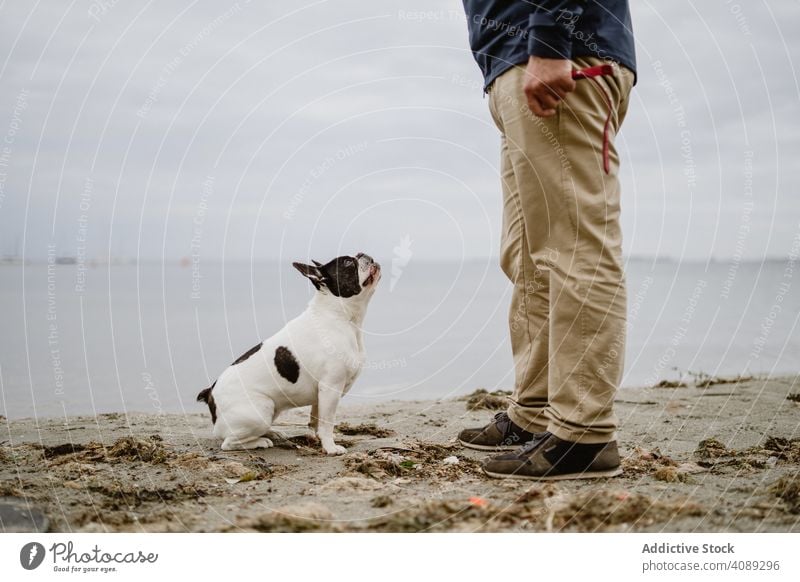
[197,253,381,454]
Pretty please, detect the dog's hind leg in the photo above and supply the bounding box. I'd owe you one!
[218,400,275,451]
[221,435,273,450]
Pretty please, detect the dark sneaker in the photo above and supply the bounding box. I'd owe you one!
[481,434,622,480]
[458,411,540,451]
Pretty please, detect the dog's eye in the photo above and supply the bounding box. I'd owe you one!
[344,260,354,267]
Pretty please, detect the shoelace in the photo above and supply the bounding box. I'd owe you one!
[493,411,510,422]
[491,411,512,435]
[518,431,552,456]
[571,64,615,174]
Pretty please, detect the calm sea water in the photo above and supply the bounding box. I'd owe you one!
[1,259,798,419]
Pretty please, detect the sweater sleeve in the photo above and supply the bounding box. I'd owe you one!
[528,1,586,59]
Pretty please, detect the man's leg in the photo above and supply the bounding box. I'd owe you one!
[483,57,634,478]
[498,134,550,435]
[457,89,550,451]
[543,57,633,444]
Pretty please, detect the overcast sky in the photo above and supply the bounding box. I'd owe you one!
[0,0,798,262]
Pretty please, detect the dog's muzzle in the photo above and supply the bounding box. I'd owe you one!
[357,253,380,286]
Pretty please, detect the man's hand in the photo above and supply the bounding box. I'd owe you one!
[523,56,576,117]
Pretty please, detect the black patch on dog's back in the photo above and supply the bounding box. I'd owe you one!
[197,381,217,424]
[232,343,262,365]
[274,346,300,383]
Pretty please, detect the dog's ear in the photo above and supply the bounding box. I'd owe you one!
[292,261,325,289]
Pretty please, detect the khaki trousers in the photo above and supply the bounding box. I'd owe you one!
[488,57,634,445]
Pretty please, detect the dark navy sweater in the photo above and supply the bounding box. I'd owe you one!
[462,0,636,89]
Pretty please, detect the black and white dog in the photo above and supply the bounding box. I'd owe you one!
[197,253,381,454]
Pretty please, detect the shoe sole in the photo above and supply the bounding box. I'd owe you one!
[458,439,520,452]
[482,467,623,481]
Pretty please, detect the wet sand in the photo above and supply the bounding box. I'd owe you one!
[1,375,799,532]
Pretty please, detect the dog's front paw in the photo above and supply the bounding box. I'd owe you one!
[323,444,347,456]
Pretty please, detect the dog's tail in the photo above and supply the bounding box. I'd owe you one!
[197,381,217,423]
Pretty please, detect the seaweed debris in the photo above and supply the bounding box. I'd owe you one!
[462,389,511,411]
[695,438,731,459]
[39,436,170,465]
[694,436,800,472]
[336,423,394,438]
[652,379,689,389]
[694,374,755,389]
[343,441,481,481]
[546,489,704,531]
[770,475,800,514]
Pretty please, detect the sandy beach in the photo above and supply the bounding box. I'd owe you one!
[2,376,799,533]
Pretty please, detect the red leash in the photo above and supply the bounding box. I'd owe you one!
[571,64,614,174]
[571,63,614,80]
